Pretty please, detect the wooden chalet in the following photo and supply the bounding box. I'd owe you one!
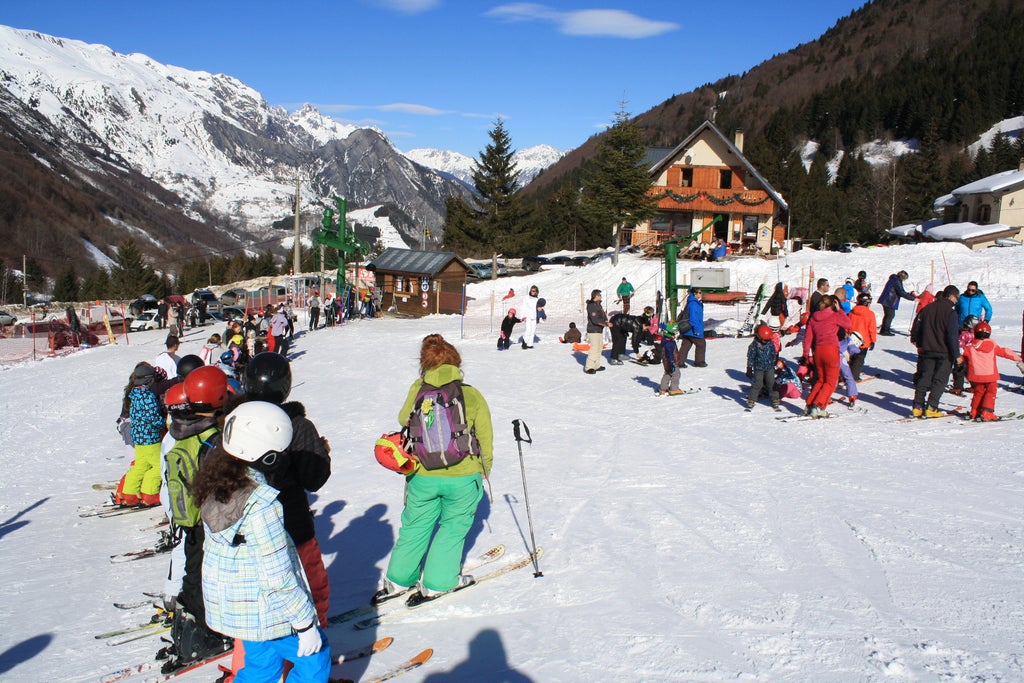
[630,120,789,256]
[368,248,471,316]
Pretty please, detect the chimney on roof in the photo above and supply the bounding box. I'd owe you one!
[734,129,745,153]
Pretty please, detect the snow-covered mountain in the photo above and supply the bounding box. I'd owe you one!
[0,25,476,261]
[405,144,565,188]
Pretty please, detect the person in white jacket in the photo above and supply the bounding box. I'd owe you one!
[519,285,540,349]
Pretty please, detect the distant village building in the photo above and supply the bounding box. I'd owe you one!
[630,120,789,256]
[367,247,471,316]
[922,164,1024,249]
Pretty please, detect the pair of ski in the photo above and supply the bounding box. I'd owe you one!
[655,388,701,397]
[95,609,172,646]
[352,547,544,630]
[777,406,869,422]
[327,544,506,627]
[79,502,157,518]
[110,546,172,563]
[99,638,428,683]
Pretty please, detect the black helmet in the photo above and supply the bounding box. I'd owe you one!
[244,352,292,403]
[856,292,872,306]
[176,354,204,379]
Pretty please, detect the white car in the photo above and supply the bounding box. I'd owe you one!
[130,311,160,331]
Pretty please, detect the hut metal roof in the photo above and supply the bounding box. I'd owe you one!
[369,248,470,276]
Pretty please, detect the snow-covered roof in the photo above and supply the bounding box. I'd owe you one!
[952,169,1024,196]
[924,222,1013,241]
[933,193,959,210]
[888,218,942,238]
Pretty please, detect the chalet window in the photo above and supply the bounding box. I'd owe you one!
[651,212,672,232]
[651,211,694,233]
[978,204,991,223]
[960,205,970,222]
[680,168,693,187]
[743,215,758,237]
[719,170,732,189]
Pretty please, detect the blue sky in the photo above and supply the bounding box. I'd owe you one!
[2,0,868,157]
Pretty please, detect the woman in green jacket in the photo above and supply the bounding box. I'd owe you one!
[376,334,493,606]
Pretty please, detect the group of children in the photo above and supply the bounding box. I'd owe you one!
[109,346,335,682]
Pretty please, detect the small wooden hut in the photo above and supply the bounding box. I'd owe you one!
[368,248,471,316]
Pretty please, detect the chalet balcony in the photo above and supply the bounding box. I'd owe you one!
[648,186,773,214]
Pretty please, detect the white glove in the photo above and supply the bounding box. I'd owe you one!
[295,623,322,657]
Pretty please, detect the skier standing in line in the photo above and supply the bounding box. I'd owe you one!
[374,334,493,605]
[217,353,333,681]
[498,308,522,350]
[114,363,165,507]
[194,401,331,683]
[658,323,682,395]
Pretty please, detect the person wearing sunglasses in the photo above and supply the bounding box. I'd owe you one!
[954,280,993,328]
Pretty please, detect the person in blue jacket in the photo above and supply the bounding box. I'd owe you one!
[676,288,708,368]
[955,281,993,327]
[877,270,916,335]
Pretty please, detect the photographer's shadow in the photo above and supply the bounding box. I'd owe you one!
[422,628,533,682]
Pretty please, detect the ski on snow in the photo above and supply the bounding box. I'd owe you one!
[100,637,394,683]
[736,284,767,337]
[331,648,433,683]
[327,544,505,627]
[95,611,170,640]
[776,406,869,422]
[110,546,172,563]
[353,548,544,630]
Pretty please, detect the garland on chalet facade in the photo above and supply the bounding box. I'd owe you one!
[654,190,771,207]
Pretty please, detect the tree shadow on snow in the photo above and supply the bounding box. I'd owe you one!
[422,628,534,682]
[0,497,48,542]
[0,634,52,675]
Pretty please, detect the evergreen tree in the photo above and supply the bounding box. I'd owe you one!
[81,268,111,301]
[0,259,24,305]
[441,195,487,256]
[467,118,528,255]
[579,106,657,258]
[902,121,946,219]
[52,264,80,302]
[109,238,160,299]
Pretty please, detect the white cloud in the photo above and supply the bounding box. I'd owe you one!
[378,103,448,115]
[486,3,678,38]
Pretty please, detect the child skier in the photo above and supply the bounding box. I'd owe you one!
[746,324,780,411]
[115,363,165,506]
[498,309,522,350]
[838,332,861,408]
[958,322,1022,421]
[949,315,977,396]
[658,324,682,395]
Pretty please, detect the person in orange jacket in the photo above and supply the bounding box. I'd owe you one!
[847,292,878,381]
[959,322,1022,421]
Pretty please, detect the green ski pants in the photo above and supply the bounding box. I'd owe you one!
[386,473,483,593]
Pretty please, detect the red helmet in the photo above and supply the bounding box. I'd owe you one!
[183,365,229,412]
[164,382,190,415]
[508,308,517,316]
[973,321,991,338]
[755,324,772,341]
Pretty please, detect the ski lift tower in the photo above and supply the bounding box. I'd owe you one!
[314,196,370,296]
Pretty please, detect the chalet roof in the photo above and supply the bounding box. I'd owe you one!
[647,120,788,211]
[951,169,1024,196]
[368,247,470,276]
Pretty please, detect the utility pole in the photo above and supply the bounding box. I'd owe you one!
[293,177,301,276]
[23,254,27,308]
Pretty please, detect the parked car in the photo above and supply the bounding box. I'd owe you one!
[130,311,160,331]
[836,242,860,253]
[191,288,220,314]
[521,255,550,272]
[548,255,588,266]
[0,311,17,326]
[467,262,509,279]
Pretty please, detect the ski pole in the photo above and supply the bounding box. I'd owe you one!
[511,419,543,577]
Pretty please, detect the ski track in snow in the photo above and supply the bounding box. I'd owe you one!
[2,244,1024,681]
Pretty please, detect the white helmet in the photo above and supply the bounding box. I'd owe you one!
[222,401,293,462]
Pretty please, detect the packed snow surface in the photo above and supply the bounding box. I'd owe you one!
[1,243,1024,681]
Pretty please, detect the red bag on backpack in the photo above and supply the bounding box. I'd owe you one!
[374,430,417,474]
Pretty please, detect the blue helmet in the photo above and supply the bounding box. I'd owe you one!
[219,350,235,366]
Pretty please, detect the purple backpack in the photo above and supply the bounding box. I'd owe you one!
[406,380,478,469]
